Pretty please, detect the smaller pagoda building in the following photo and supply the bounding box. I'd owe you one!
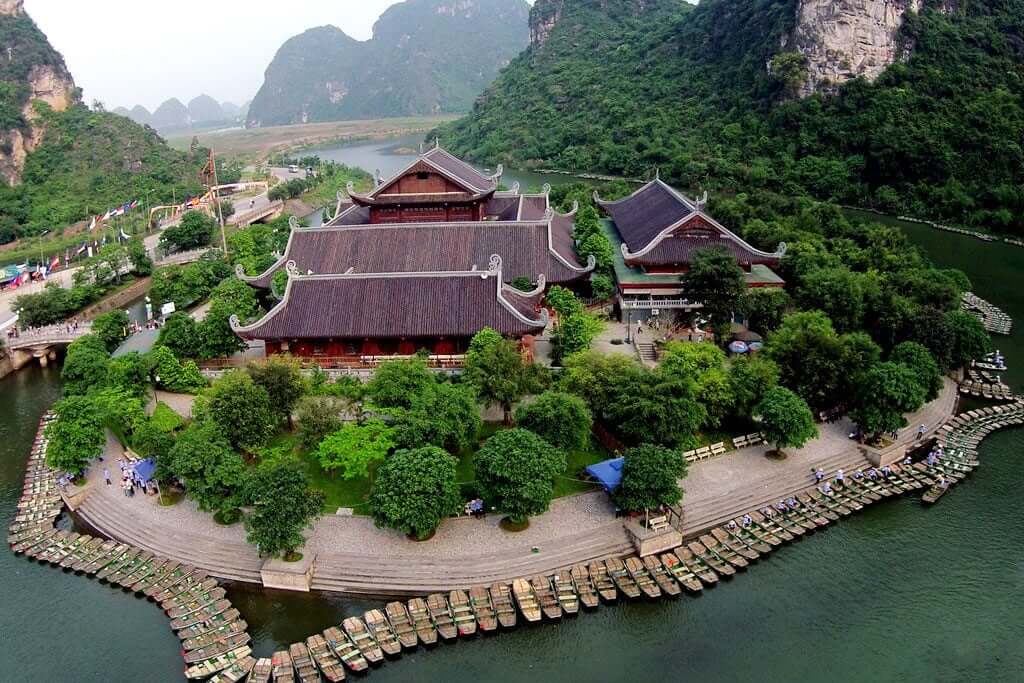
[595,179,786,319]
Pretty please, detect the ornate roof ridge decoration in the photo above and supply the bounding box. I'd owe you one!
[285,218,555,234]
[324,199,363,227]
[593,177,697,212]
[545,208,596,274]
[348,146,499,203]
[619,210,787,262]
[236,224,299,285]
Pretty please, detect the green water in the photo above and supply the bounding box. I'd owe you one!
[2,215,1022,681]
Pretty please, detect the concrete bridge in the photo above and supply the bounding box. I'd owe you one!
[7,323,93,368]
[230,200,285,228]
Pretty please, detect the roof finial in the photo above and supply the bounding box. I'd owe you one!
[696,190,709,211]
[374,169,382,188]
[654,167,660,181]
[419,141,424,154]
[434,136,440,150]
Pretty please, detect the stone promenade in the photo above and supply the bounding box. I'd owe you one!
[73,379,959,596]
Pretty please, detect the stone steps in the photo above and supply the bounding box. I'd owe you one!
[75,496,262,585]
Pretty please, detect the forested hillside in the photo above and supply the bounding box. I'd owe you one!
[440,0,1024,234]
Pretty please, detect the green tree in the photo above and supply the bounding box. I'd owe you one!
[515,391,593,451]
[126,240,153,276]
[390,382,481,453]
[545,286,584,318]
[850,362,928,438]
[464,330,541,424]
[728,354,780,418]
[796,267,866,333]
[615,444,687,512]
[243,461,324,558]
[684,247,745,342]
[168,421,246,512]
[739,287,790,335]
[611,374,705,448]
[161,211,214,252]
[205,370,275,452]
[148,346,206,393]
[247,356,305,427]
[766,311,846,410]
[90,310,130,352]
[132,419,176,480]
[370,447,461,540]
[157,312,202,358]
[552,312,603,363]
[560,351,643,419]
[659,342,731,428]
[946,310,989,369]
[475,429,566,525]
[754,387,818,454]
[590,273,616,300]
[198,277,260,359]
[106,352,151,399]
[44,395,105,475]
[316,419,395,480]
[891,341,942,402]
[295,395,343,451]
[366,357,435,410]
[92,387,146,441]
[61,334,111,396]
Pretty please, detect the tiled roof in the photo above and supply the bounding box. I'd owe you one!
[420,147,499,194]
[626,234,780,267]
[234,271,546,341]
[245,219,590,288]
[597,180,696,252]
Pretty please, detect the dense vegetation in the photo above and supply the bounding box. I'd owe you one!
[247,0,530,125]
[440,0,1024,234]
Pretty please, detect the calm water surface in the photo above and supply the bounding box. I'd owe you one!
[2,162,1022,680]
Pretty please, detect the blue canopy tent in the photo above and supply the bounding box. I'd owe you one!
[132,458,157,486]
[585,457,625,493]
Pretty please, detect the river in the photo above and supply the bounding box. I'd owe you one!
[2,141,1022,681]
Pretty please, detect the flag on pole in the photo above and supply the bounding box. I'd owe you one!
[88,216,97,231]
[86,246,93,259]
[76,243,87,255]
[102,209,113,221]
[129,199,139,209]
[49,255,60,272]
[119,227,130,241]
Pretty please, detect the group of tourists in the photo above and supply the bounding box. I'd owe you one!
[463,498,486,518]
[104,457,156,498]
[7,320,84,339]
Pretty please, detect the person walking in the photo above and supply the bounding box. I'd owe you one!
[104,467,110,486]
[916,424,926,441]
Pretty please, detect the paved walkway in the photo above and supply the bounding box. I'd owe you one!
[73,380,959,595]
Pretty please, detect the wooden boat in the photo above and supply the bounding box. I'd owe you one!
[553,569,580,614]
[797,494,838,522]
[531,575,563,620]
[700,533,749,569]
[96,547,142,581]
[749,510,794,542]
[660,552,702,593]
[166,589,229,619]
[323,626,368,672]
[604,558,641,598]
[468,585,498,632]
[923,481,950,504]
[385,601,419,649]
[154,574,215,603]
[826,485,865,511]
[118,556,169,588]
[270,649,295,683]
[689,541,735,577]
[81,543,129,575]
[766,506,811,535]
[625,556,661,598]
[170,599,232,630]
[489,583,517,628]
[674,546,718,586]
[164,586,227,615]
[425,593,458,641]
[60,537,103,568]
[183,620,249,652]
[307,634,346,682]
[343,616,384,662]
[159,578,220,609]
[643,555,680,596]
[108,550,155,584]
[289,642,320,683]
[713,527,760,560]
[511,578,541,622]
[185,645,252,680]
[448,590,478,636]
[208,655,255,683]
[587,561,618,602]
[208,656,255,683]
[175,609,241,641]
[183,633,251,664]
[407,598,438,645]
[365,608,402,655]
[570,564,600,609]
[131,559,182,592]
[808,489,851,516]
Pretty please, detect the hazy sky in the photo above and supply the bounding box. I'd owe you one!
[25,0,477,111]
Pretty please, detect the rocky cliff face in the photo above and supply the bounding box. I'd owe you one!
[0,4,76,184]
[786,0,922,97]
[530,0,564,46]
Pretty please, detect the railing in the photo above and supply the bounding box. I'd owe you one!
[231,201,285,226]
[153,248,215,267]
[7,323,93,350]
[199,354,467,371]
[621,298,704,310]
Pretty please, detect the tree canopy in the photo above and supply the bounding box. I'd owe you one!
[204,370,275,452]
[247,356,305,426]
[243,461,324,557]
[683,247,745,340]
[316,419,395,480]
[45,395,105,475]
[514,391,593,451]
[61,334,111,396]
[168,420,246,513]
[850,362,928,437]
[754,387,818,452]
[615,444,687,513]
[160,211,214,252]
[370,446,462,540]
[475,428,566,524]
[464,329,543,423]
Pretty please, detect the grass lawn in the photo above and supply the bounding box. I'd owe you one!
[269,421,609,513]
